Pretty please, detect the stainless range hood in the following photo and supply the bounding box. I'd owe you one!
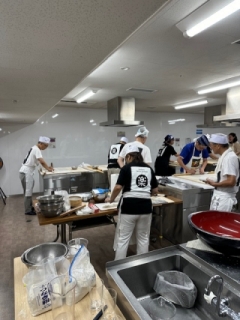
[196,105,240,128]
[197,86,240,128]
[99,97,144,127]
[213,87,240,124]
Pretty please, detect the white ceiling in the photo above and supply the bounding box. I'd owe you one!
[1,0,240,134]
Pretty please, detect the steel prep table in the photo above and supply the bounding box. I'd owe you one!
[35,196,182,244]
[158,174,215,244]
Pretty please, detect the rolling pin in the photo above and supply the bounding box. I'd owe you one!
[86,166,104,173]
[60,204,86,217]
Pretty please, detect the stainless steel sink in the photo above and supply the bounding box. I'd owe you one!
[106,246,240,320]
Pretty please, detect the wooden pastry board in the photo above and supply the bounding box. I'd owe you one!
[151,196,174,203]
[173,173,216,184]
[95,202,118,210]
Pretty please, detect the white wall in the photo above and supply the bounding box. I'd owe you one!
[1,106,240,196]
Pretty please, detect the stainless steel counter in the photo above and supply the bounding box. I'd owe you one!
[181,244,240,285]
[106,245,240,320]
[39,167,108,194]
[157,177,213,243]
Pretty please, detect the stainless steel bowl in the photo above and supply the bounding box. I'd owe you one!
[25,242,68,265]
[77,192,93,202]
[37,195,63,204]
[40,207,63,218]
[39,201,64,211]
[92,191,109,203]
[21,248,34,268]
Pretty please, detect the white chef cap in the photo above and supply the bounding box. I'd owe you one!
[39,136,50,144]
[120,137,128,143]
[135,126,149,137]
[209,133,228,144]
[125,144,140,155]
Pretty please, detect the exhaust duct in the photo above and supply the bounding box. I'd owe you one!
[99,97,144,127]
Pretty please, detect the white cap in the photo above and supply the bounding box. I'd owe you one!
[120,137,128,143]
[209,133,228,144]
[39,136,50,144]
[135,126,149,137]
[125,144,140,155]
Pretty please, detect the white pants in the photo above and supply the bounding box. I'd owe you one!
[114,214,152,260]
[210,190,237,212]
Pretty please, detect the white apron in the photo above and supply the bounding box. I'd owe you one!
[25,171,35,197]
[19,165,35,197]
[210,189,237,211]
[210,148,237,211]
[184,147,201,173]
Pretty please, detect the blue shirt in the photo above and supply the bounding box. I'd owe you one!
[180,142,209,172]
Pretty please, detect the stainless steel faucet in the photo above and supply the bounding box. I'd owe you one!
[204,275,240,319]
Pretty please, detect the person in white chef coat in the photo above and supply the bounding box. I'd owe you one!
[19,136,54,216]
[107,136,128,187]
[206,133,240,212]
[106,144,158,260]
[117,126,152,168]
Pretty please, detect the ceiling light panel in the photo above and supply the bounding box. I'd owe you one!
[198,79,240,94]
[185,1,240,37]
[74,88,99,103]
[174,100,208,109]
[126,88,157,93]
[176,0,239,37]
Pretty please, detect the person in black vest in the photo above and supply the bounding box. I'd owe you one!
[107,137,128,187]
[154,135,179,176]
[106,144,158,260]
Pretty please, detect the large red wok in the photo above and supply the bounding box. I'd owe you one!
[188,211,240,256]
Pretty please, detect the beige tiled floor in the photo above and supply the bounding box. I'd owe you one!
[0,195,172,320]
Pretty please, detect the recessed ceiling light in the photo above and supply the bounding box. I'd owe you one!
[92,123,97,126]
[174,100,208,109]
[0,128,2,131]
[52,114,59,118]
[120,67,130,71]
[89,119,94,123]
[41,121,44,124]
